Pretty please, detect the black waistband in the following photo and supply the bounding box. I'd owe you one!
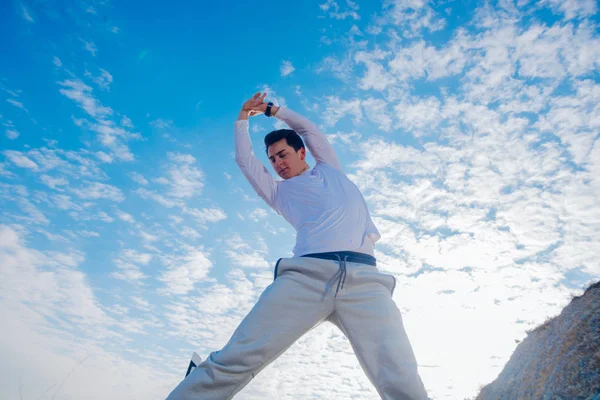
[300,251,376,267]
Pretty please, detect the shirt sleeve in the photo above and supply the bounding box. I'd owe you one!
[234,119,280,213]
[274,107,343,172]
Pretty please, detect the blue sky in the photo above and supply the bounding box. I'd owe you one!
[1,0,599,399]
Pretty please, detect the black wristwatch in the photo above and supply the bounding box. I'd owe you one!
[265,102,274,117]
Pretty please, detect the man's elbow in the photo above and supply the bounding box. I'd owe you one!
[234,154,247,167]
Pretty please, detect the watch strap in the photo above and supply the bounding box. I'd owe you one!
[265,102,274,117]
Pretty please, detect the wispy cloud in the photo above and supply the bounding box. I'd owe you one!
[129,172,149,185]
[85,68,113,91]
[224,233,270,269]
[112,249,153,282]
[120,115,133,128]
[319,0,360,20]
[159,248,213,295]
[115,209,135,223]
[80,39,98,56]
[155,152,204,199]
[5,129,20,139]
[6,98,25,109]
[58,79,111,118]
[72,181,125,202]
[323,96,363,126]
[58,78,141,161]
[3,150,39,170]
[280,60,295,76]
[0,225,177,398]
[371,0,445,35]
[248,208,268,222]
[20,4,34,22]
[40,174,69,189]
[544,0,597,20]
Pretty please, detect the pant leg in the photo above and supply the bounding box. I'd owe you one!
[166,258,335,400]
[329,264,428,400]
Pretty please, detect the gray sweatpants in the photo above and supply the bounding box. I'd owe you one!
[166,254,428,400]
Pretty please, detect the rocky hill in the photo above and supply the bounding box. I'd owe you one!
[476,281,600,400]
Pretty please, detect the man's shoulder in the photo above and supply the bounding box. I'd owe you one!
[315,160,346,175]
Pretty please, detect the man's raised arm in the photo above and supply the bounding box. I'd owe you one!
[272,106,343,172]
[234,93,280,213]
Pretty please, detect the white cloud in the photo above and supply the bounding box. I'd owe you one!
[85,68,113,91]
[81,39,98,56]
[95,151,113,163]
[115,210,135,223]
[6,98,24,109]
[0,163,13,178]
[53,56,62,67]
[543,0,597,19]
[58,78,141,161]
[280,60,295,76]
[183,207,227,224]
[21,4,34,22]
[159,248,213,295]
[362,98,393,132]
[317,55,355,81]
[0,184,49,225]
[326,131,363,145]
[394,96,442,136]
[5,129,19,139]
[374,0,445,35]
[139,230,158,242]
[178,225,201,239]
[0,225,177,399]
[72,182,125,202]
[323,96,363,126]
[120,115,133,128]
[58,79,112,119]
[40,175,69,189]
[249,208,268,222]
[130,296,152,312]
[388,38,469,82]
[112,249,153,282]
[224,233,270,269]
[150,118,172,130]
[136,188,184,208]
[147,153,204,200]
[129,172,149,185]
[355,50,397,91]
[3,150,39,170]
[260,85,287,108]
[319,0,360,20]
[168,152,196,164]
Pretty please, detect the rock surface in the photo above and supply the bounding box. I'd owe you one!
[476,281,600,400]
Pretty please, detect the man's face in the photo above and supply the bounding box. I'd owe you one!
[267,139,306,179]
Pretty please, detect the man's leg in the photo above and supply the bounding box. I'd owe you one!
[166,258,335,400]
[329,264,428,400]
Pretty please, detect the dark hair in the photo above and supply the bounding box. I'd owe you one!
[264,129,305,155]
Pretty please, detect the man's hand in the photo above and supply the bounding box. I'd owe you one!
[238,92,280,120]
[239,93,267,120]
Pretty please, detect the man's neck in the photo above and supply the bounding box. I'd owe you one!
[294,163,310,177]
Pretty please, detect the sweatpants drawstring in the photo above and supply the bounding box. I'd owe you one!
[333,254,349,297]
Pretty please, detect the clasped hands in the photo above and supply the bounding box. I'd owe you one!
[241,92,271,117]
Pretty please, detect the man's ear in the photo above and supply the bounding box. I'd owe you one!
[300,147,306,160]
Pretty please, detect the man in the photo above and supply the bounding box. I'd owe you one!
[166,93,428,400]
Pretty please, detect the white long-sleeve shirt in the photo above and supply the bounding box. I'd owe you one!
[234,107,381,257]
